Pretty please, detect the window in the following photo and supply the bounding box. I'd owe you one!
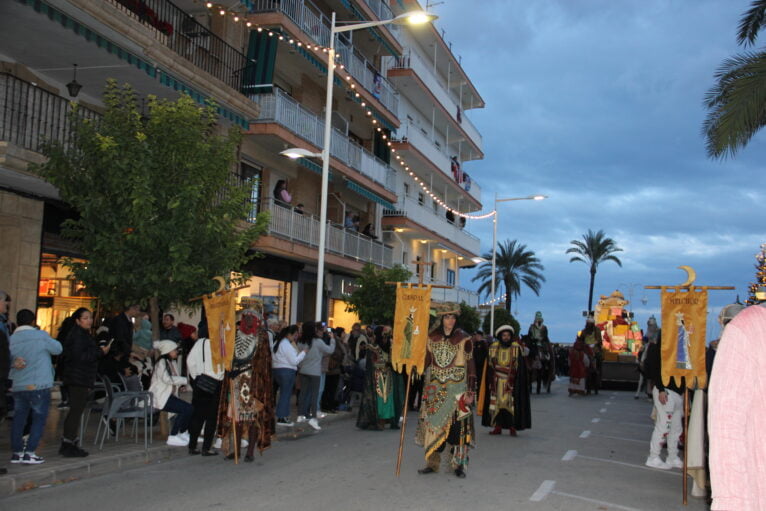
[418,192,424,205]
[433,200,438,213]
[430,262,436,281]
[447,269,455,287]
[402,251,408,265]
[404,183,410,197]
[240,161,262,222]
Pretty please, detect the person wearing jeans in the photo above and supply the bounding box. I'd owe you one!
[149,340,192,446]
[296,322,335,431]
[272,325,305,426]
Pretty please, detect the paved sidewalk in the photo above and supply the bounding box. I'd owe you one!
[0,396,353,497]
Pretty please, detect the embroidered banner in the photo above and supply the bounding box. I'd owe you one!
[660,287,708,389]
[392,284,431,375]
[203,290,236,372]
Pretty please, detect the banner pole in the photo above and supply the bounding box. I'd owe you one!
[395,369,414,477]
[683,385,689,505]
[231,379,239,465]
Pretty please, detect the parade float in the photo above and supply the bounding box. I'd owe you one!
[592,290,642,384]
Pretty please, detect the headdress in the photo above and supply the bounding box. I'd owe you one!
[154,340,178,356]
[495,324,514,337]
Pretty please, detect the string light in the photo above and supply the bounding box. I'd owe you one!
[197,4,491,219]
[479,294,507,307]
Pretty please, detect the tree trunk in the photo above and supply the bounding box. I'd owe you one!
[149,295,160,342]
[587,268,597,312]
[504,279,512,313]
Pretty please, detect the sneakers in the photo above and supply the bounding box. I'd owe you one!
[276,418,294,427]
[22,453,45,465]
[60,442,89,458]
[10,453,23,464]
[57,401,70,409]
[645,456,672,470]
[308,418,321,431]
[316,411,327,419]
[666,457,684,469]
[177,432,190,443]
[296,415,308,423]
[166,434,188,447]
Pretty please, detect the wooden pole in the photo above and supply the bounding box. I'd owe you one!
[231,379,239,465]
[395,370,414,477]
[683,386,689,505]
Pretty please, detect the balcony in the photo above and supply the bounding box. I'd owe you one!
[0,73,101,154]
[247,0,399,115]
[427,283,479,306]
[383,195,481,256]
[397,121,482,204]
[383,50,483,156]
[356,0,403,46]
[108,0,248,91]
[250,89,396,192]
[257,198,393,268]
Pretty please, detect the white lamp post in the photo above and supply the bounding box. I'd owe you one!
[489,194,547,338]
[282,10,437,322]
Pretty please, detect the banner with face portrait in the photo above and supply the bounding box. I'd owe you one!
[392,284,431,375]
[203,290,236,372]
[660,287,708,389]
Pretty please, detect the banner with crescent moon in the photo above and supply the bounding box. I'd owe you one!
[660,287,708,389]
[392,284,431,375]
[203,290,236,372]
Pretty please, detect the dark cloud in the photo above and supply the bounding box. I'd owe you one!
[434,1,766,341]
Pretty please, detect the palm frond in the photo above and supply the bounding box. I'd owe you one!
[738,0,766,47]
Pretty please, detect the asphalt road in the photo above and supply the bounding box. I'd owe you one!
[3,380,708,511]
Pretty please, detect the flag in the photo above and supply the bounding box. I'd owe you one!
[392,284,431,375]
[660,287,708,389]
[203,290,236,372]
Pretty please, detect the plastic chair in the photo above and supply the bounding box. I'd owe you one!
[94,375,153,449]
[80,379,118,446]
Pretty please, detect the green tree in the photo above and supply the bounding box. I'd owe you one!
[35,81,269,336]
[566,229,623,312]
[482,307,520,339]
[703,1,766,158]
[344,263,412,324]
[458,301,481,334]
[472,240,545,313]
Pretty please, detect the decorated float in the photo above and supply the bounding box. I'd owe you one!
[593,290,642,384]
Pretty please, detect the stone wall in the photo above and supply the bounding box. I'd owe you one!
[0,189,43,314]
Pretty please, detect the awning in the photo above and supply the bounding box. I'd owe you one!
[345,180,394,209]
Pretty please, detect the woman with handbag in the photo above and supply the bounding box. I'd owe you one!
[186,329,224,456]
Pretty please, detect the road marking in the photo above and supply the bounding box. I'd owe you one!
[591,417,601,423]
[599,408,607,413]
[552,490,643,511]
[579,430,591,438]
[594,433,648,444]
[561,450,577,461]
[605,401,613,405]
[577,454,682,476]
[529,480,556,502]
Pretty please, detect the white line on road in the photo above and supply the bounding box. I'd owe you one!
[529,480,556,502]
[561,450,578,461]
[576,454,682,476]
[599,408,607,413]
[594,433,648,444]
[579,430,591,438]
[606,401,613,405]
[552,490,643,511]
[591,417,601,423]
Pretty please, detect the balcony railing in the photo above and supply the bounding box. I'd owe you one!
[258,198,393,268]
[358,0,403,45]
[0,73,101,153]
[108,0,248,91]
[248,0,398,115]
[397,121,482,203]
[383,50,482,149]
[250,89,396,191]
[384,195,481,254]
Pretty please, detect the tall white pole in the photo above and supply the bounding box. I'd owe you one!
[315,12,336,322]
[489,193,497,338]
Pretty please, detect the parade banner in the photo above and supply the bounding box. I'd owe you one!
[392,284,431,375]
[660,288,708,389]
[203,290,236,372]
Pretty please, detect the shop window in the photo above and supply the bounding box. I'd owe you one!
[37,253,96,336]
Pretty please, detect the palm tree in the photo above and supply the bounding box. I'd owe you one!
[566,229,623,312]
[704,0,766,158]
[472,240,545,313]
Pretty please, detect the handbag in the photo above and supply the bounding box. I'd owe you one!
[193,339,221,395]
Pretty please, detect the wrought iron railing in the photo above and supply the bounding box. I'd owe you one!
[109,0,249,91]
[0,73,101,152]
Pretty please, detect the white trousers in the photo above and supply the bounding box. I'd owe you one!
[649,387,683,459]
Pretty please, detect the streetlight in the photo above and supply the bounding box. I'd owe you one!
[281,10,438,322]
[489,194,547,338]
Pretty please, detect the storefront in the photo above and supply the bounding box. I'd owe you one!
[37,252,96,336]
[234,275,291,323]
[328,274,360,331]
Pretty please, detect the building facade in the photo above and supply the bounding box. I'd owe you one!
[0,0,483,333]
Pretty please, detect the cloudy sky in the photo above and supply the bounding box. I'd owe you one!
[432,0,765,342]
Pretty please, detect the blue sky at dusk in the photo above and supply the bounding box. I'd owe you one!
[430,0,766,342]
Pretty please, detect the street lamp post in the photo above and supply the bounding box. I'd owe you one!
[489,194,547,338]
[281,10,437,322]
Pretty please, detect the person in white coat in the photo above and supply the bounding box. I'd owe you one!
[186,330,224,455]
[150,340,192,446]
[272,325,307,426]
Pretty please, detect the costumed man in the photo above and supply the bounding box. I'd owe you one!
[217,310,274,462]
[356,325,403,430]
[479,325,531,436]
[416,309,475,478]
[580,315,603,395]
[527,312,554,394]
[568,335,592,396]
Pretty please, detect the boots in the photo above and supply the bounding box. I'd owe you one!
[489,425,502,435]
[509,427,518,437]
[60,438,89,458]
[418,451,441,474]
